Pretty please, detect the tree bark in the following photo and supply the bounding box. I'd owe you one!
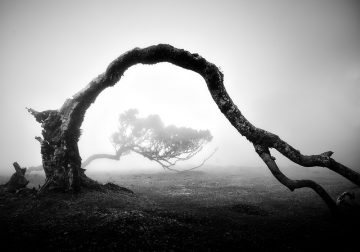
[28,44,359,212]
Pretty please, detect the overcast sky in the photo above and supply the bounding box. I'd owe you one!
[0,0,359,175]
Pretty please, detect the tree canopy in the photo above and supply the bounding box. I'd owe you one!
[82,109,214,171]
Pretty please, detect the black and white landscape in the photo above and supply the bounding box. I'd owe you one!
[1,0,359,251]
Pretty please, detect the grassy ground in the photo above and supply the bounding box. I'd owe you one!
[0,169,359,251]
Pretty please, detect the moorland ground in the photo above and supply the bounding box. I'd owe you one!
[0,168,359,251]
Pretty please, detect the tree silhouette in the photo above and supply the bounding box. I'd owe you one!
[82,109,214,171]
[27,44,360,215]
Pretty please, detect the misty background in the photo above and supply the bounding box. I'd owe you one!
[0,0,359,176]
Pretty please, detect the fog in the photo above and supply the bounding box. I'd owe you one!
[0,0,359,176]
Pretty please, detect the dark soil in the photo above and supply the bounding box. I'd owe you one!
[0,170,359,251]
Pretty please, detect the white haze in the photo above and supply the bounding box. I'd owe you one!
[0,0,359,176]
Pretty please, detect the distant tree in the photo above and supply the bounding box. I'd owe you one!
[82,109,215,171]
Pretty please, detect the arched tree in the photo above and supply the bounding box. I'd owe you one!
[27,44,359,214]
[82,109,214,171]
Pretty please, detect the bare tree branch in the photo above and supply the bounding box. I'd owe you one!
[82,153,122,168]
[255,132,360,186]
[254,144,339,215]
[177,147,219,173]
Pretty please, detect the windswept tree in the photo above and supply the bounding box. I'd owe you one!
[82,109,214,171]
[27,44,360,215]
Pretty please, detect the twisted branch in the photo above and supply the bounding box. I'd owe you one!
[254,144,339,215]
[81,153,123,168]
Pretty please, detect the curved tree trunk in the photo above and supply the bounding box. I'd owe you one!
[82,153,122,168]
[28,44,359,212]
[81,146,131,168]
